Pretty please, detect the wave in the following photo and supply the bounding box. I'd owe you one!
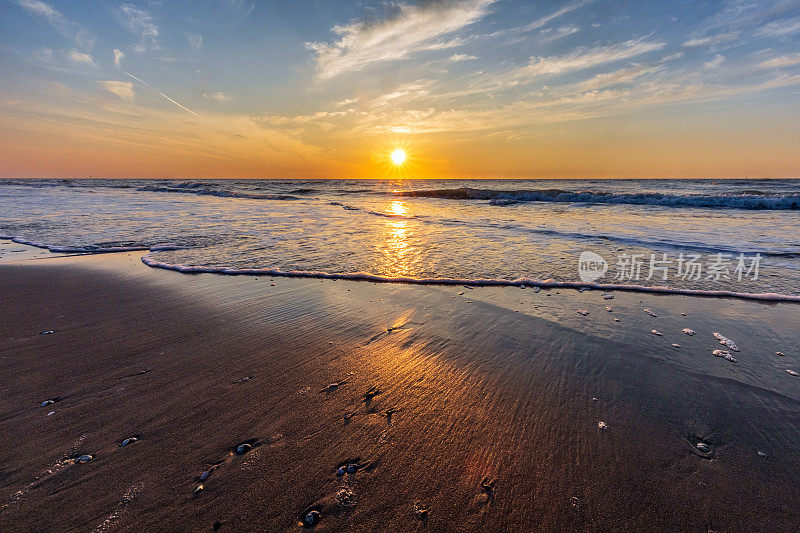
[139,252,800,303]
[393,188,800,210]
[137,185,300,201]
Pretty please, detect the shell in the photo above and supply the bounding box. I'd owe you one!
[597,421,608,430]
[303,510,321,527]
[682,328,695,336]
[696,442,710,453]
[77,455,93,463]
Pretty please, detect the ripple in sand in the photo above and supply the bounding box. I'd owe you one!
[577,309,589,316]
[713,332,740,352]
[682,328,695,336]
[644,308,657,317]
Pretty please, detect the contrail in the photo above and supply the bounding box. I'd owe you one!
[124,72,200,118]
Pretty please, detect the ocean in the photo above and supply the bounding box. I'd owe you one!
[1,178,799,298]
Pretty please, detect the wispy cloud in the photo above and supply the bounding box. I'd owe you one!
[118,3,159,52]
[99,81,135,101]
[113,48,124,67]
[756,17,800,37]
[705,54,726,68]
[682,31,739,47]
[755,53,800,69]
[68,50,94,64]
[522,0,594,32]
[449,53,477,62]
[124,72,200,117]
[306,0,495,78]
[516,38,665,79]
[186,32,203,50]
[16,0,94,48]
[203,92,229,103]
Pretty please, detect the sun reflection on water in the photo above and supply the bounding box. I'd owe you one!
[376,200,420,277]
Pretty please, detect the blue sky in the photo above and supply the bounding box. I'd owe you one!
[1,0,800,178]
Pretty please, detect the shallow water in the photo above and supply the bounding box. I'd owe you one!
[1,178,799,296]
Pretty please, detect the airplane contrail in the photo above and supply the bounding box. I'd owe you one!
[124,72,201,118]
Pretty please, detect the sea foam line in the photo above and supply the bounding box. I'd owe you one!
[140,252,800,303]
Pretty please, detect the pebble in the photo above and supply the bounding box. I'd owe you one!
[713,332,740,352]
[787,370,799,377]
[696,442,710,453]
[303,510,321,527]
[613,317,621,322]
[598,421,608,430]
[200,469,212,481]
[531,286,541,293]
[605,306,613,312]
[458,291,464,295]
[77,455,93,463]
[644,308,657,317]
[682,328,695,336]
[235,443,252,455]
[671,343,681,348]
[577,309,589,316]
[776,351,785,357]
[120,437,138,447]
[41,400,55,407]
[651,329,662,336]
[757,450,767,457]
[602,293,614,300]
[47,411,55,416]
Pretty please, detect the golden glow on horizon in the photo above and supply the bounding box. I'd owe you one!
[391,149,407,165]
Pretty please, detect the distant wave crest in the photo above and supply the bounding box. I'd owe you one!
[137,185,300,201]
[394,188,800,210]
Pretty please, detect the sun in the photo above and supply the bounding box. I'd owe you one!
[390,148,406,165]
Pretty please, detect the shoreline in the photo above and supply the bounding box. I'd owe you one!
[2,251,799,531]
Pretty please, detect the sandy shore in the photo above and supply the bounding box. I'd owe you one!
[1,251,799,531]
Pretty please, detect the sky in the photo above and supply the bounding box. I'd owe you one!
[1,0,800,179]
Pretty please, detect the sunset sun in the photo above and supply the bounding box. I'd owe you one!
[390,149,406,165]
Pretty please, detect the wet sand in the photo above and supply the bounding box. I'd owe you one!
[1,251,800,532]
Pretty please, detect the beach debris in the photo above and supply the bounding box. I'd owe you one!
[712,349,737,363]
[570,496,582,509]
[414,501,430,520]
[119,436,138,447]
[233,375,252,384]
[757,450,767,457]
[320,381,345,393]
[480,477,496,493]
[671,343,681,348]
[336,487,355,508]
[682,328,695,336]
[695,442,710,453]
[613,317,621,322]
[577,309,589,316]
[47,411,55,416]
[302,510,321,527]
[602,293,614,300]
[41,400,55,407]
[776,351,786,357]
[193,485,204,495]
[363,386,381,401]
[787,370,799,377]
[458,291,464,295]
[77,454,93,464]
[597,421,608,430]
[651,329,662,336]
[713,333,740,352]
[605,306,613,312]
[39,330,54,335]
[644,308,657,317]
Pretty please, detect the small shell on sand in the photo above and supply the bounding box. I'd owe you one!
[458,291,464,295]
[651,330,662,336]
[120,437,138,447]
[696,442,710,453]
[682,328,695,336]
[787,369,799,376]
[39,330,54,335]
[77,455,93,463]
[303,510,321,527]
[577,309,589,316]
[602,293,614,300]
[671,343,681,348]
[776,351,786,357]
[193,485,204,494]
[644,308,657,317]
[605,306,613,312]
[613,317,620,322]
[598,421,608,430]
[757,450,767,457]
[235,443,252,455]
[713,332,740,352]
[712,349,737,362]
[41,400,55,407]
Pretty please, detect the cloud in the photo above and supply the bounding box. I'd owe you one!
[187,32,203,50]
[516,39,665,79]
[681,31,739,47]
[99,81,135,101]
[705,54,725,68]
[16,0,94,48]
[449,53,477,62]
[203,92,229,103]
[522,0,594,32]
[755,53,800,69]
[306,0,495,78]
[113,48,124,67]
[68,50,94,64]
[118,3,159,52]
[756,17,800,37]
